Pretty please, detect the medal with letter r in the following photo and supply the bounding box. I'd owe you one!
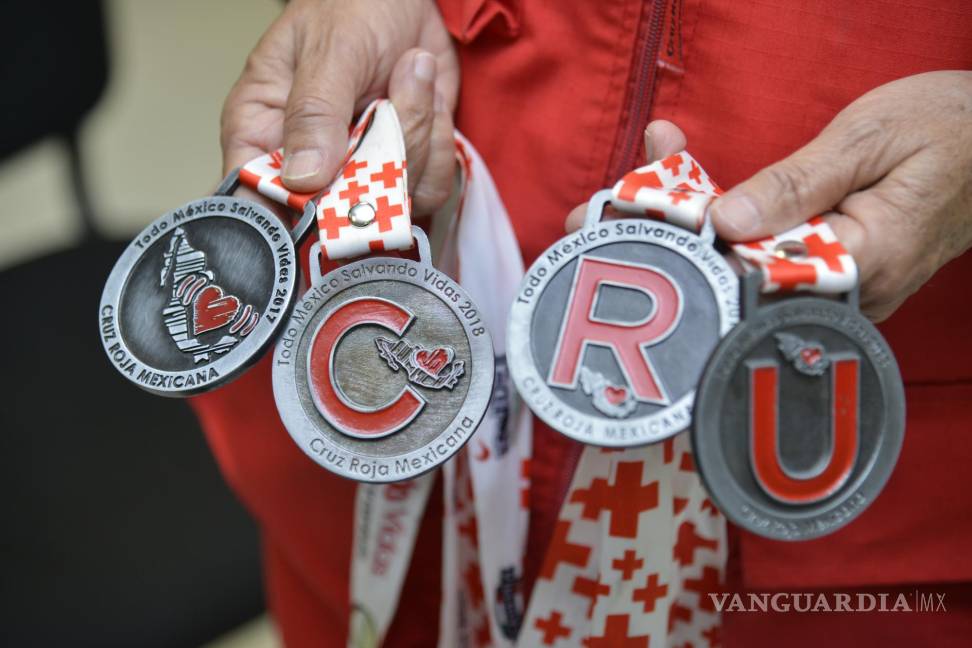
[693,272,906,540]
[507,190,739,447]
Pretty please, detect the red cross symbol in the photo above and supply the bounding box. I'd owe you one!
[464,562,485,606]
[673,496,688,514]
[617,169,662,202]
[342,158,368,179]
[572,575,610,618]
[371,161,405,189]
[268,150,284,169]
[539,520,591,580]
[688,160,702,184]
[668,603,693,632]
[674,521,719,566]
[803,231,846,271]
[703,623,721,648]
[701,498,719,516]
[570,462,659,538]
[535,611,572,645]
[582,615,649,648]
[662,153,684,177]
[611,550,643,580]
[684,566,722,612]
[765,256,818,290]
[632,572,668,612]
[459,516,478,548]
[374,196,404,232]
[318,206,350,240]
[338,180,369,206]
[663,439,674,463]
[668,188,692,206]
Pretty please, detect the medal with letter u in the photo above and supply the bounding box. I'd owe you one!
[508,153,739,446]
[693,217,905,540]
[272,101,494,483]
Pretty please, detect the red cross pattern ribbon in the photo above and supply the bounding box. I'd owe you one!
[610,151,858,294]
[239,100,412,261]
[521,438,725,648]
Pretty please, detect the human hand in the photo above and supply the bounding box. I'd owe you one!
[221,0,459,215]
[710,71,972,321]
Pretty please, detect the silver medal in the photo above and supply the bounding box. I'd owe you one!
[507,190,739,447]
[99,170,314,396]
[692,273,906,540]
[272,228,494,482]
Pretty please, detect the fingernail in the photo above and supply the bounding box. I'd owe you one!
[711,193,762,237]
[282,150,323,181]
[414,52,436,83]
[643,127,654,164]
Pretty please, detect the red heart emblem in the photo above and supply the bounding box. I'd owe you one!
[800,346,823,367]
[604,385,628,405]
[192,285,241,335]
[414,347,452,376]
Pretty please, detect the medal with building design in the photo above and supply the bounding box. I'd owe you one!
[692,272,906,540]
[99,170,314,396]
[507,188,739,447]
[273,228,494,482]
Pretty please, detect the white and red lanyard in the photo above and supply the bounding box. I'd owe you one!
[238,105,857,647]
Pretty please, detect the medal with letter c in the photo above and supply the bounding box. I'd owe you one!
[508,153,739,446]
[272,101,493,483]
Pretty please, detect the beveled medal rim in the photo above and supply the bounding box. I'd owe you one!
[692,296,906,541]
[272,256,494,483]
[99,196,297,396]
[507,218,739,447]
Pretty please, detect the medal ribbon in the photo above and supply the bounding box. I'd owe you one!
[521,152,858,647]
[239,100,414,260]
[437,135,532,648]
[610,151,858,293]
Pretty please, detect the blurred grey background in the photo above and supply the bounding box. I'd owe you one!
[0,1,283,646]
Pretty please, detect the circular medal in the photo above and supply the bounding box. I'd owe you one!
[99,192,302,396]
[273,229,494,483]
[692,292,905,540]
[507,191,738,447]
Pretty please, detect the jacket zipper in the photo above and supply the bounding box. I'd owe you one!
[605,0,667,185]
[558,0,667,503]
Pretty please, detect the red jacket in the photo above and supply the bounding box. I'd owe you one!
[193,1,972,645]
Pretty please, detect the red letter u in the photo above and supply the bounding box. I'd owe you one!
[749,358,859,504]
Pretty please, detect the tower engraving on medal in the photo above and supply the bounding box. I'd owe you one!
[160,227,260,363]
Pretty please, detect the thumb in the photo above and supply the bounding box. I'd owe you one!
[281,34,368,192]
[710,127,880,241]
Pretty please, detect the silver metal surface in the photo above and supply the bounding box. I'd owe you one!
[692,279,906,540]
[99,195,300,396]
[273,228,494,483]
[508,195,739,447]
